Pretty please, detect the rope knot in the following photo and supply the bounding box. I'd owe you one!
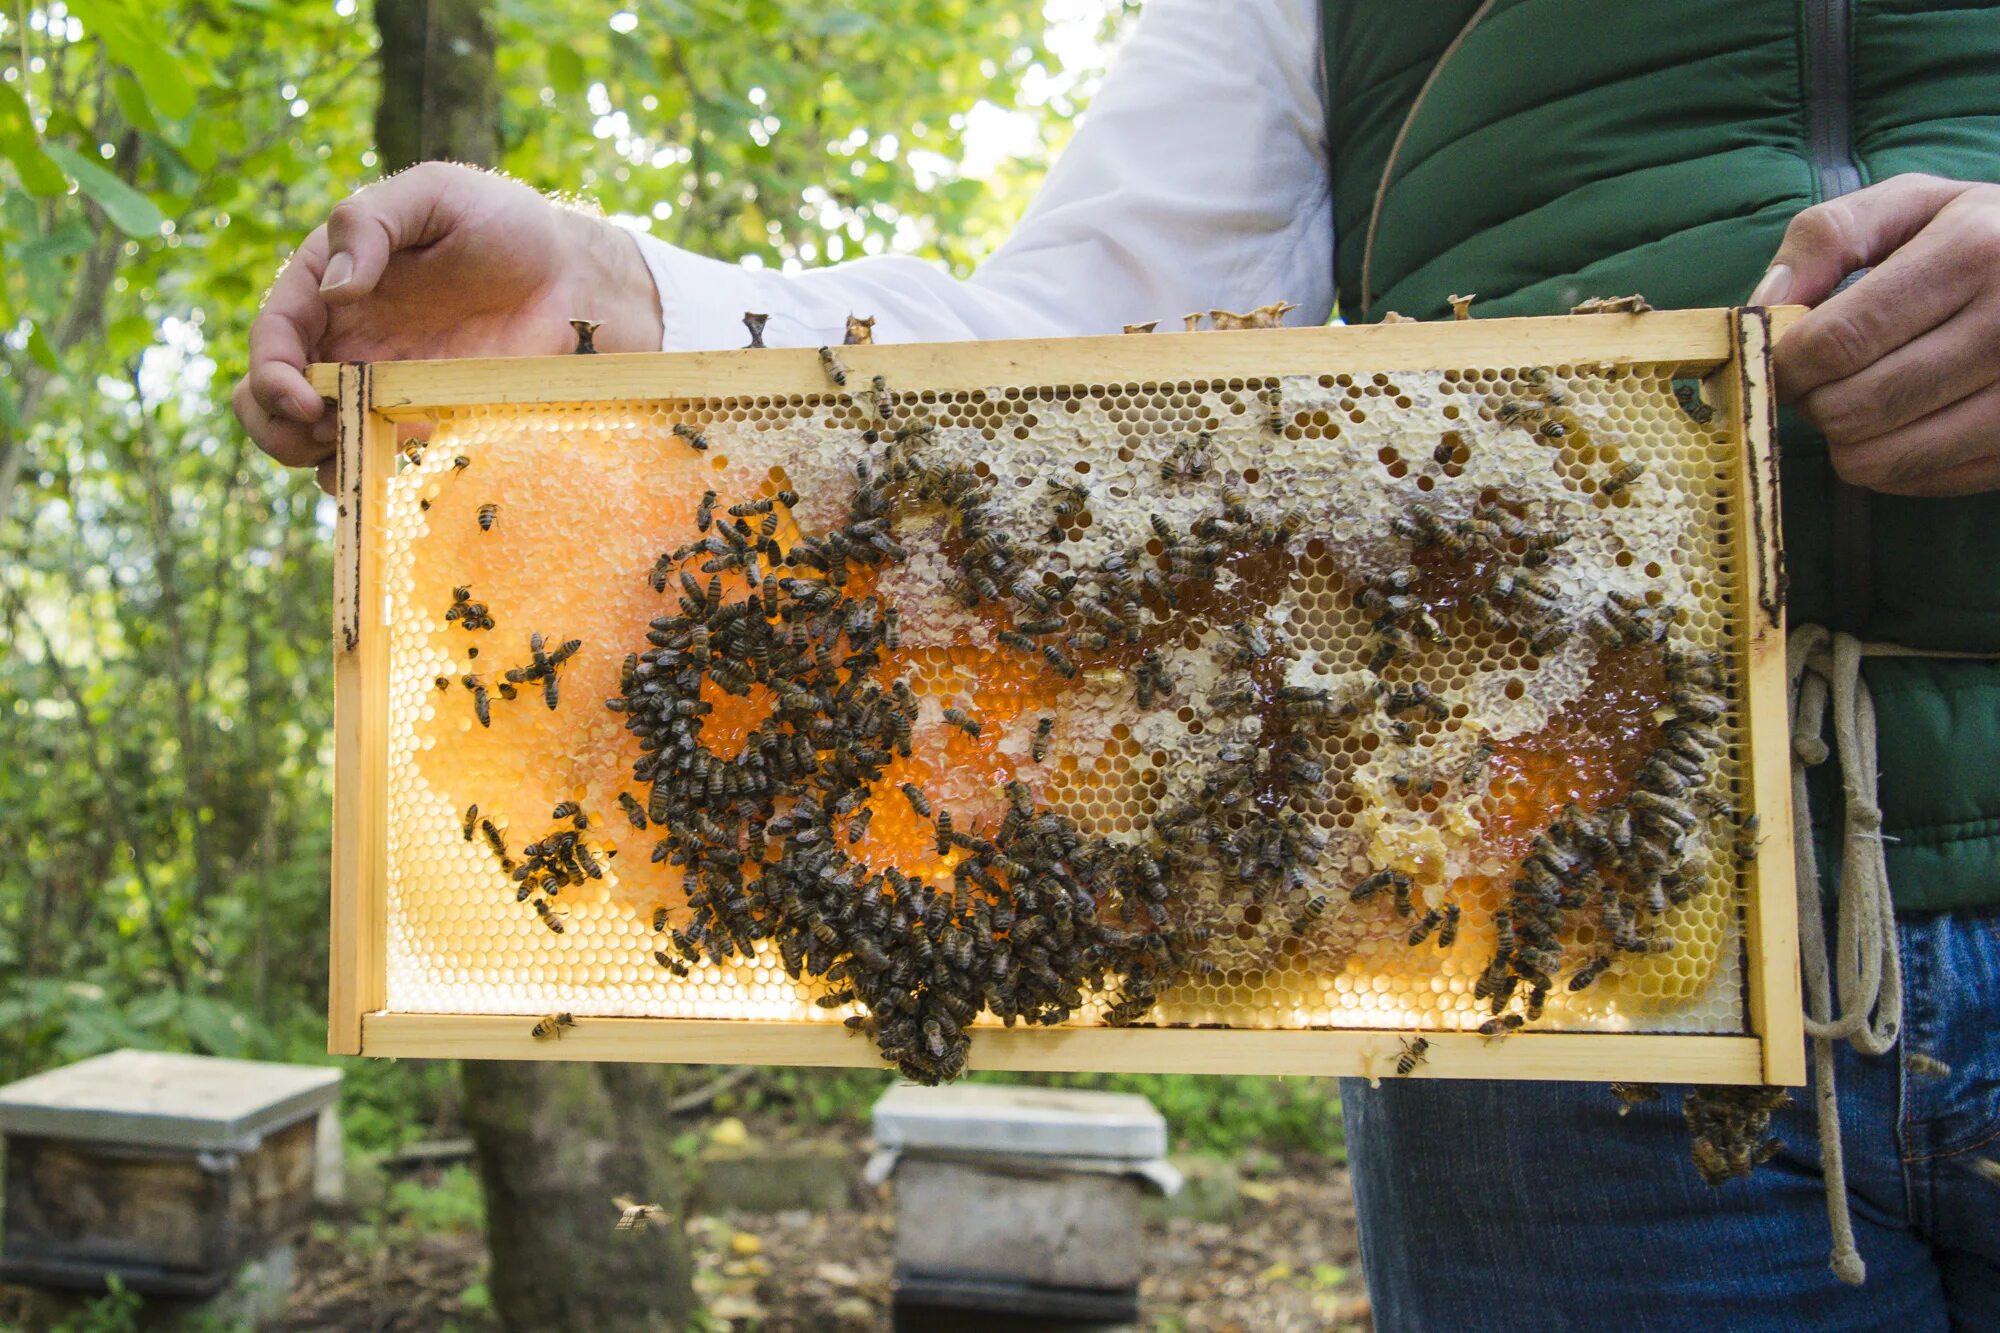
[1794,735,1830,766]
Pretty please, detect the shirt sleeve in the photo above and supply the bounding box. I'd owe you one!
[629,0,1332,351]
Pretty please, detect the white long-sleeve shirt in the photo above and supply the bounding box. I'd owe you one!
[632,0,1331,351]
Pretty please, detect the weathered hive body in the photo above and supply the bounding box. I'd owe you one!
[317,309,1804,1084]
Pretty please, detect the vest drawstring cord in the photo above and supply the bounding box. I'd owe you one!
[1787,624,1904,1287]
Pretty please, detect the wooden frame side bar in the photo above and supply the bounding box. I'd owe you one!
[359,1012,1767,1083]
[304,309,1745,414]
[1723,309,1806,1086]
[328,365,390,1055]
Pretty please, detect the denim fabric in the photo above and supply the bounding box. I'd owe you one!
[1341,908,2000,1332]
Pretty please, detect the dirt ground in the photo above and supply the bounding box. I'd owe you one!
[277,1141,1367,1332]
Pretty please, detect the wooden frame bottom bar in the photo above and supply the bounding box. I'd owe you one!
[359,1012,1771,1083]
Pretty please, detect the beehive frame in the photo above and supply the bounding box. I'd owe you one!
[310,306,1805,1085]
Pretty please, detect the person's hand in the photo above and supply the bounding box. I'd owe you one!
[1759,174,2000,497]
[234,162,664,491]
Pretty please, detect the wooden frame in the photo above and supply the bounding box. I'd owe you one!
[313,307,1807,1084]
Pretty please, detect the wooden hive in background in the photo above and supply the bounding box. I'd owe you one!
[309,306,1804,1086]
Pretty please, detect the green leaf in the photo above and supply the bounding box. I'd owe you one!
[0,87,67,197]
[26,323,61,374]
[12,219,93,265]
[44,145,165,237]
[548,46,585,96]
[117,41,200,121]
[112,73,163,134]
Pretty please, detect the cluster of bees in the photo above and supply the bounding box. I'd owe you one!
[435,615,582,727]
[422,312,1771,1151]
[465,798,610,937]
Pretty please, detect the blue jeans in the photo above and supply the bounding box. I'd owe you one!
[1342,908,2000,1332]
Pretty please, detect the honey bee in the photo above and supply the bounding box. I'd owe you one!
[1395,1036,1430,1076]
[618,792,648,829]
[1263,385,1285,433]
[1478,1013,1523,1041]
[434,675,451,691]
[694,490,717,532]
[1733,813,1762,863]
[652,905,670,933]
[1437,902,1461,949]
[480,818,507,860]
[477,503,498,531]
[942,707,981,737]
[531,1012,576,1040]
[900,783,932,817]
[672,422,708,451]
[1407,908,1443,947]
[463,673,491,727]
[1600,461,1646,498]
[1032,716,1054,763]
[613,1196,669,1231]
[1048,478,1091,519]
[1350,868,1410,902]
[817,345,848,387]
[1569,954,1613,991]
[534,898,566,933]
[1609,1081,1662,1116]
[463,804,479,841]
[847,807,874,844]
[451,454,471,472]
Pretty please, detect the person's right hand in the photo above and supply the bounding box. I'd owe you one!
[234,161,663,491]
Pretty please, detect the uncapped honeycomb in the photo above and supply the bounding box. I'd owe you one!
[371,338,1757,1076]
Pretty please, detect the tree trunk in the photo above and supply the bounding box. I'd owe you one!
[373,0,500,172]
[370,3,698,1326]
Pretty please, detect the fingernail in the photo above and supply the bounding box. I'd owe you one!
[288,391,323,422]
[320,251,353,292]
[1748,263,1792,307]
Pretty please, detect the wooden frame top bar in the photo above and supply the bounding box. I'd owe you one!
[305,307,1803,417]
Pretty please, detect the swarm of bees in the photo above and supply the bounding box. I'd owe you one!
[1683,1084,1791,1184]
[428,317,1772,1184]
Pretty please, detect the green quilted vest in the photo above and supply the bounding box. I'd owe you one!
[1322,0,2000,911]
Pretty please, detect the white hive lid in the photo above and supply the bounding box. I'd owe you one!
[0,1049,342,1151]
[871,1083,1167,1161]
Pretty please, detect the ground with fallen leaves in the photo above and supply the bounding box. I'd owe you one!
[276,1127,1366,1332]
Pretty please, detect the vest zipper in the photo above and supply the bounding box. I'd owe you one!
[1804,0,1862,202]
[1802,0,1872,631]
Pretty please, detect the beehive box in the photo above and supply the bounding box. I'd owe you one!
[308,306,1804,1086]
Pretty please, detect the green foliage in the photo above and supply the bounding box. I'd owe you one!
[388,1164,487,1235]
[731,1065,1345,1159]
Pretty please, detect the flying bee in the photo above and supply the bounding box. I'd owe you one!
[672,422,708,451]
[613,1196,669,1232]
[1032,716,1055,762]
[1610,1081,1662,1116]
[1395,1036,1430,1076]
[817,345,848,387]
[942,707,982,738]
[477,503,498,531]
[1569,954,1613,991]
[1600,461,1646,498]
[530,1012,576,1040]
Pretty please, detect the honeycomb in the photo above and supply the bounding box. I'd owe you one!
[370,340,1756,1077]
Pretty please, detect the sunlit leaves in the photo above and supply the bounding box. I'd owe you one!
[45,145,165,236]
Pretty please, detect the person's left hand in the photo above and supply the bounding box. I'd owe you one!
[1758,173,2000,497]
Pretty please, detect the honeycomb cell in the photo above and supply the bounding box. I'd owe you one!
[372,358,1753,1045]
